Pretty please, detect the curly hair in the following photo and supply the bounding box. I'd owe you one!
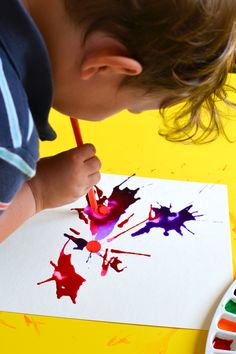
[64,0,236,142]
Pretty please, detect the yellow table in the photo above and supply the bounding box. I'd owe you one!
[1,76,236,354]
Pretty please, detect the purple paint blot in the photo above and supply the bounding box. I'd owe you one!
[132,204,202,237]
[64,233,88,250]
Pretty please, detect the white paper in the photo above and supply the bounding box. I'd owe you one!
[0,174,233,329]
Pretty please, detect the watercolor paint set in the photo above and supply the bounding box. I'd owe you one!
[206,280,236,353]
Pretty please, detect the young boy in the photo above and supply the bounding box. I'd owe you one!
[0,0,236,241]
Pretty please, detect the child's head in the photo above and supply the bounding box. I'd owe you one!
[32,0,236,142]
[64,0,236,142]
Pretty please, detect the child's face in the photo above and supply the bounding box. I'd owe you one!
[20,0,178,122]
[52,75,165,121]
[49,38,165,121]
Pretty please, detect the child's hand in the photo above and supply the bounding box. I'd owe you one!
[28,144,101,212]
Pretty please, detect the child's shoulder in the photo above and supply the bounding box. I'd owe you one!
[0,44,39,212]
[0,0,56,143]
[0,45,38,156]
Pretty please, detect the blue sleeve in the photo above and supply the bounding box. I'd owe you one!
[0,159,26,213]
[0,146,38,214]
[0,50,39,214]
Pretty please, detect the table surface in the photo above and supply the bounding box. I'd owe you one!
[1,75,236,354]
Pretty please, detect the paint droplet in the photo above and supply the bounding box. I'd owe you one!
[98,204,109,216]
[86,240,101,253]
[70,228,80,235]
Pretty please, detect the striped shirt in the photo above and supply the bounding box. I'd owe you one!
[0,0,56,214]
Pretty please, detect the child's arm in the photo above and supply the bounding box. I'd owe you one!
[0,182,36,242]
[0,144,101,242]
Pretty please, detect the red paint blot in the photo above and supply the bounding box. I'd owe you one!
[37,241,86,304]
[86,240,101,253]
[110,249,151,257]
[118,213,134,228]
[71,208,89,224]
[94,185,104,199]
[101,249,127,276]
[213,337,233,350]
[70,228,80,235]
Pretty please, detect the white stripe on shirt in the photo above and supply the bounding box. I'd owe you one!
[0,57,22,148]
[27,109,34,142]
[0,147,35,178]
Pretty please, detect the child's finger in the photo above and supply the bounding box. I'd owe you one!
[85,156,102,173]
[88,171,101,187]
[79,144,96,160]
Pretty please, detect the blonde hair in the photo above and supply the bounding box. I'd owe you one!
[64,0,236,142]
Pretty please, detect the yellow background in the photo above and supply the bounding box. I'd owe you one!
[1,76,236,354]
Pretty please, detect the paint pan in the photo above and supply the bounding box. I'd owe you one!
[206,280,236,354]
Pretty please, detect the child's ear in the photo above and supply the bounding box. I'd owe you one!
[79,32,142,80]
[80,54,143,80]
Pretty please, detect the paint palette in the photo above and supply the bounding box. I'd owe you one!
[206,280,236,353]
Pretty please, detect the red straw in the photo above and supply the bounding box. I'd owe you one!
[70,117,98,213]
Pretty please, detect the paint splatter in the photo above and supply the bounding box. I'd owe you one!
[24,315,44,335]
[64,233,88,250]
[107,336,130,347]
[0,319,16,330]
[138,329,177,353]
[37,241,86,304]
[39,175,203,304]
[118,214,134,228]
[64,230,151,279]
[110,249,151,257]
[131,204,201,237]
[100,249,127,276]
[71,208,89,224]
[99,248,151,276]
[222,164,228,171]
[77,175,140,240]
[69,227,80,235]
[107,205,158,242]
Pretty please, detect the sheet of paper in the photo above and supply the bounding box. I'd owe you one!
[0,174,233,329]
